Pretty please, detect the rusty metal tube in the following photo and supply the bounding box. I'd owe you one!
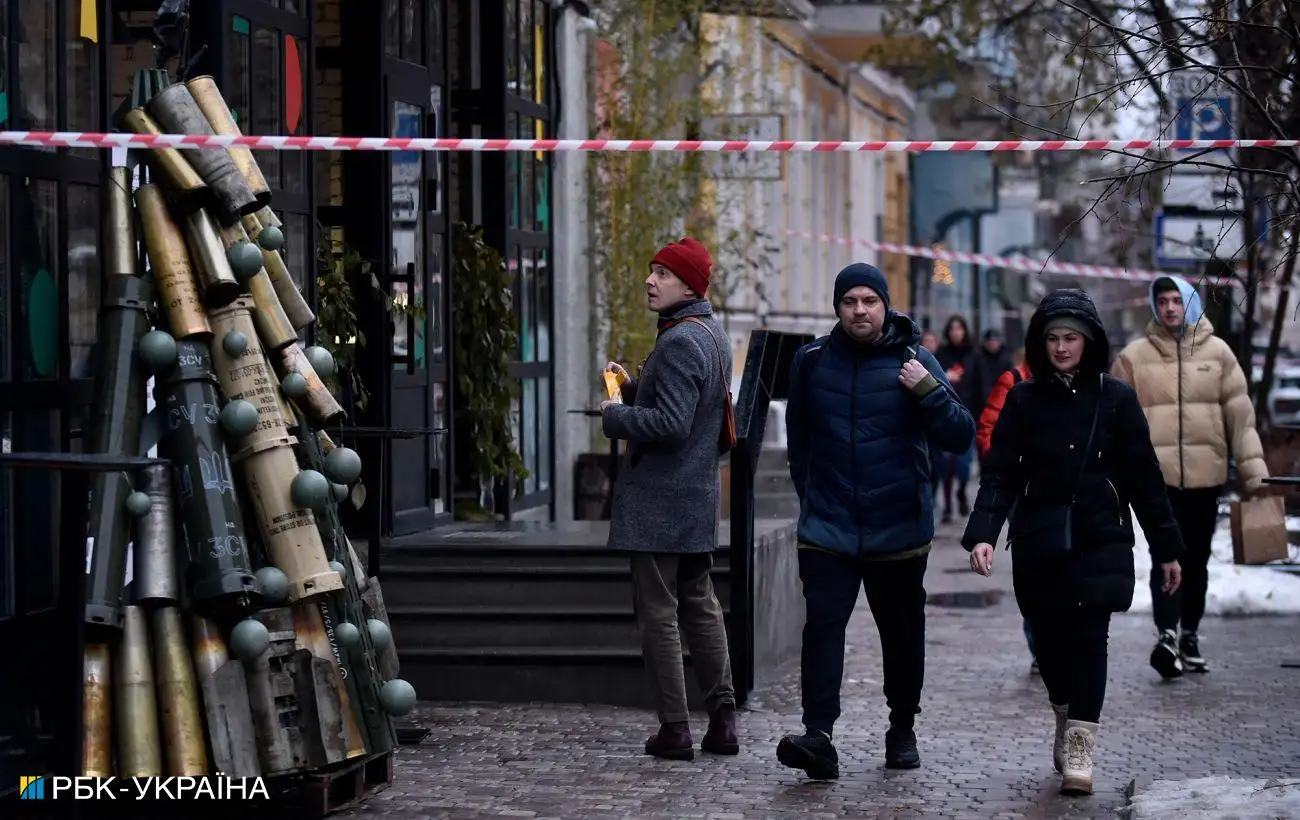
[241,212,315,330]
[277,342,346,427]
[136,184,211,338]
[145,83,260,218]
[151,606,211,776]
[121,108,207,196]
[190,613,230,682]
[115,606,163,777]
[214,221,297,350]
[82,644,113,778]
[104,166,141,278]
[185,75,273,208]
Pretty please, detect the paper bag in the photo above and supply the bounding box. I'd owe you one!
[1229,496,1288,565]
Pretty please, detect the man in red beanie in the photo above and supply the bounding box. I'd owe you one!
[601,236,739,761]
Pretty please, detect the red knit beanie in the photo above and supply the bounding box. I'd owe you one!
[650,237,713,297]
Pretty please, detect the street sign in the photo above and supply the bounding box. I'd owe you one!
[1162,173,1241,210]
[1166,70,1235,157]
[1155,211,1247,268]
[1154,203,1270,269]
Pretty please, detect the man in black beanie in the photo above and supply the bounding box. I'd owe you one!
[778,262,975,778]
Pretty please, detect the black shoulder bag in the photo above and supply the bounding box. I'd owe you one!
[1056,373,1104,556]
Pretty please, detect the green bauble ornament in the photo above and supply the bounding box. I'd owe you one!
[219,399,260,438]
[323,447,362,485]
[230,619,270,662]
[138,329,178,371]
[331,482,349,503]
[124,491,153,518]
[304,345,336,379]
[256,225,285,252]
[290,469,330,509]
[255,566,290,604]
[281,372,308,398]
[335,621,361,648]
[378,679,417,716]
[226,241,264,282]
[367,618,393,651]
[222,330,249,358]
[328,560,346,577]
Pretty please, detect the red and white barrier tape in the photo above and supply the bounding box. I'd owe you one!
[788,230,1231,284]
[1,131,1297,153]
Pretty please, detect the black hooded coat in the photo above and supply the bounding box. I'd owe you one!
[960,289,1184,614]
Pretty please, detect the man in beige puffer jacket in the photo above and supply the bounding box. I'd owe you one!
[1112,275,1267,679]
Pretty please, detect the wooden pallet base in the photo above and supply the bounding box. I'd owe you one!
[273,750,394,818]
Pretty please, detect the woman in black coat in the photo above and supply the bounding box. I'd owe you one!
[962,289,1184,797]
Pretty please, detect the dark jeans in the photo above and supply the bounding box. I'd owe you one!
[1027,606,1111,722]
[798,547,928,736]
[1150,485,1222,634]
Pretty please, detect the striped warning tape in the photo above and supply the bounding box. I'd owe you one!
[788,230,1242,285]
[0,131,1296,153]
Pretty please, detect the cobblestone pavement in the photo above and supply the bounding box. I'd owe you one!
[342,518,1300,819]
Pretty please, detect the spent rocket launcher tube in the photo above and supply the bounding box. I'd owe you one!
[84,275,154,630]
[154,337,258,615]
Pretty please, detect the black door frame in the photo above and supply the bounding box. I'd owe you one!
[341,0,454,538]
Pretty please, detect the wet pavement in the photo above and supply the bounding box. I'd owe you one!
[341,516,1300,819]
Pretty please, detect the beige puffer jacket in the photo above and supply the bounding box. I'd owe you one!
[1112,316,1267,490]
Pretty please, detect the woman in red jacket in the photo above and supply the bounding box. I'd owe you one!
[977,352,1031,459]
[976,350,1038,675]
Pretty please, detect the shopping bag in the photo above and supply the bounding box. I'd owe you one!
[1229,496,1288,565]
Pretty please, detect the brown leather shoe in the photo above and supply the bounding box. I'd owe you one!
[701,704,740,755]
[644,721,694,760]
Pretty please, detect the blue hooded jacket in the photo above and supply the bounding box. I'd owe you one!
[1149,273,1206,330]
[785,312,976,558]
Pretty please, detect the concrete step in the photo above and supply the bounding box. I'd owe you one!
[756,447,790,474]
[380,562,732,608]
[401,646,714,708]
[388,605,644,648]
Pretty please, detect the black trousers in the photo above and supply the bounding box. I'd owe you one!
[1026,605,1111,722]
[797,547,928,736]
[1150,485,1222,634]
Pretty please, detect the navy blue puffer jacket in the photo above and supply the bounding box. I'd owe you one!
[786,313,976,558]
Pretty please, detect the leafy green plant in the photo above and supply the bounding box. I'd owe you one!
[314,225,426,411]
[451,222,529,498]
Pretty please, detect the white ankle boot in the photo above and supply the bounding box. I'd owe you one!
[1060,719,1099,796]
[1052,704,1069,773]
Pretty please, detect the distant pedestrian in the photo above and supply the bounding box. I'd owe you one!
[602,237,739,761]
[1112,275,1269,678]
[974,350,1038,675]
[936,315,976,521]
[969,329,1015,450]
[779,263,975,779]
[965,288,1183,796]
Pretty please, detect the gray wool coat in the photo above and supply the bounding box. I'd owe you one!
[603,300,732,554]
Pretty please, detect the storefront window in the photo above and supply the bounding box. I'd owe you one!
[66,0,99,159]
[251,26,281,187]
[67,184,99,379]
[19,179,58,381]
[16,0,56,132]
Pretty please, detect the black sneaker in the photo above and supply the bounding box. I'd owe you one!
[1150,629,1184,679]
[776,730,840,780]
[1179,631,1209,673]
[884,726,921,769]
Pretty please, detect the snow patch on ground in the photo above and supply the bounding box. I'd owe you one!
[1126,776,1300,819]
[1129,517,1300,616]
